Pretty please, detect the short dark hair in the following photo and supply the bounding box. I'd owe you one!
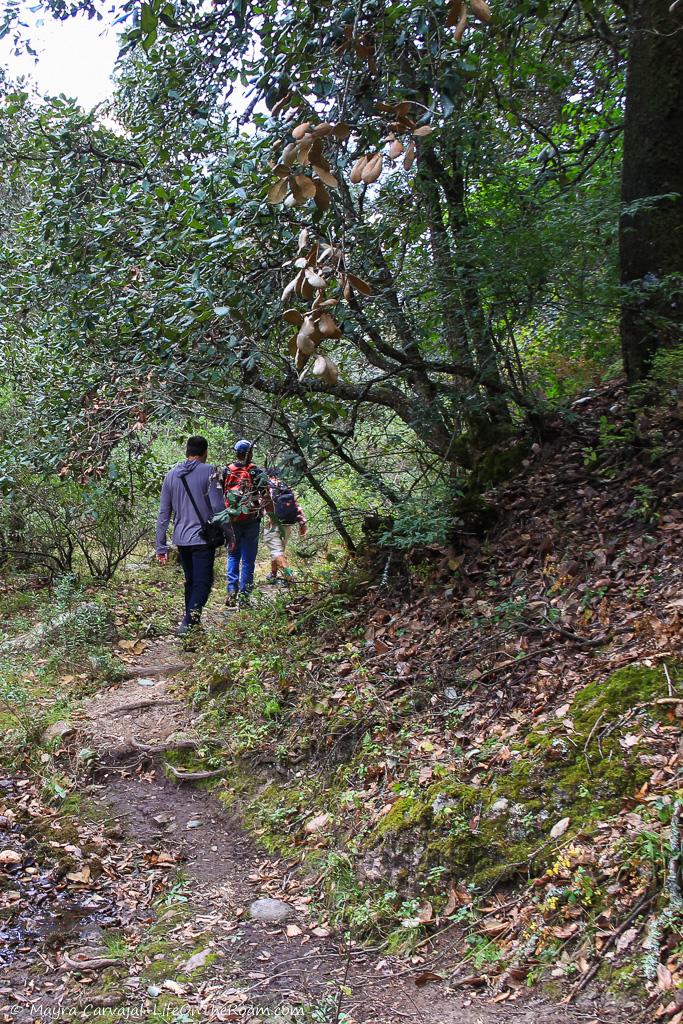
[186,435,208,457]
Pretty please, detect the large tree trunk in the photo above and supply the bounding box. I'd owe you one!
[619,0,683,383]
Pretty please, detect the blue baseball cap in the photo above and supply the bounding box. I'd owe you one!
[234,439,253,456]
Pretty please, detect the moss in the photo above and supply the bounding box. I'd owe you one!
[471,440,531,490]
[369,664,680,894]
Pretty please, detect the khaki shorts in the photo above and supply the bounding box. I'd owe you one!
[264,521,292,559]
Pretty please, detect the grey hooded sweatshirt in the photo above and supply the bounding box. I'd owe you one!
[155,460,227,554]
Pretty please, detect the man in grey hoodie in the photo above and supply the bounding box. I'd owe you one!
[155,436,229,635]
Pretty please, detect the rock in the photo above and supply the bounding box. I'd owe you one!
[304,812,330,834]
[490,798,509,815]
[249,898,295,924]
[182,947,212,973]
[42,720,76,745]
[0,849,21,866]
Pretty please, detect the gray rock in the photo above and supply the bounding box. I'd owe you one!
[490,798,509,815]
[42,720,76,744]
[249,898,295,924]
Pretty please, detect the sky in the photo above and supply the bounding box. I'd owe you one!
[0,8,118,109]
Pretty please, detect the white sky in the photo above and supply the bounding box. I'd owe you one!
[0,9,118,109]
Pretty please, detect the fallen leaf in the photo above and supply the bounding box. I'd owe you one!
[66,865,91,884]
[182,948,213,973]
[414,970,443,986]
[616,927,638,952]
[286,924,303,937]
[163,980,185,995]
[550,817,570,839]
[657,963,673,990]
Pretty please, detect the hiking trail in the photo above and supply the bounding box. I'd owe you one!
[3,633,606,1023]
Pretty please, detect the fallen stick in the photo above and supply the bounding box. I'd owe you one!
[132,737,202,754]
[106,698,177,716]
[565,892,654,1002]
[60,953,124,972]
[166,764,229,781]
[122,663,186,679]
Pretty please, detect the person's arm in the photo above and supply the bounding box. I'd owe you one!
[155,473,173,560]
[295,493,308,535]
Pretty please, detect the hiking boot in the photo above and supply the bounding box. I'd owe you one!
[264,574,279,585]
[237,592,251,609]
[225,591,238,608]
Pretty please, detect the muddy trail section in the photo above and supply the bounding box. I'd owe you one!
[0,636,614,1024]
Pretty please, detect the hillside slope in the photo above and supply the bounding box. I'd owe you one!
[193,380,682,1011]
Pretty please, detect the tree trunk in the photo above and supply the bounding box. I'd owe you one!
[619,0,683,382]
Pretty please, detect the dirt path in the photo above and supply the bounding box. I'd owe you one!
[1,631,625,1023]
[7,634,610,1024]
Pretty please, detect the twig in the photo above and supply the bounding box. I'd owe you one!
[166,764,229,781]
[60,953,124,972]
[566,892,655,1002]
[132,738,204,754]
[106,698,177,716]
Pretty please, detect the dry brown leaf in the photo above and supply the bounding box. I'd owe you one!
[317,313,341,338]
[403,141,416,171]
[267,178,289,204]
[313,165,339,189]
[361,153,383,183]
[471,0,493,22]
[291,175,317,204]
[446,0,464,27]
[413,125,433,137]
[550,816,570,839]
[453,4,468,39]
[388,139,405,159]
[305,268,326,290]
[283,308,304,326]
[313,181,330,211]
[350,155,369,184]
[347,272,373,296]
[292,122,311,140]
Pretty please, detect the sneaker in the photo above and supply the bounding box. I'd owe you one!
[264,574,278,585]
[175,621,190,637]
[225,591,238,608]
[237,592,251,609]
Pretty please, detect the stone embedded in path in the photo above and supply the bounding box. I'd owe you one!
[42,720,76,744]
[249,898,295,924]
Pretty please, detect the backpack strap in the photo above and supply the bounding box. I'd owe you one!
[180,475,213,527]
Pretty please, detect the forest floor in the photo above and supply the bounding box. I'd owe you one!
[1,379,682,1024]
[1,633,618,1024]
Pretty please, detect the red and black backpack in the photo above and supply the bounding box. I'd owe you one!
[223,462,261,521]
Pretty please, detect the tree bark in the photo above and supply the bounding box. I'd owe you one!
[619,0,683,382]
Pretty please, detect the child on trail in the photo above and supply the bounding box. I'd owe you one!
[222,439,270,607]
[263,467,307,585]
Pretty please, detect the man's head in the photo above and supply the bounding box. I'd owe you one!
[234,439,253,462]
[186,435,208,460]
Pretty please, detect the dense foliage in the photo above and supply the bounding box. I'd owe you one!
[0,0,681,560]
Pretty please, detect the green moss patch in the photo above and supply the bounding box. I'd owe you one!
[369,664,679,891]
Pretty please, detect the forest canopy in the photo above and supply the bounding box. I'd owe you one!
[0,0,681,556]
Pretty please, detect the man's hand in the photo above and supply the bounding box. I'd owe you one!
[156,552,169,566]
[299,524,308,538]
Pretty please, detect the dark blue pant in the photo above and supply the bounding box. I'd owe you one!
[177,544,215,625]
[226,518,260,594]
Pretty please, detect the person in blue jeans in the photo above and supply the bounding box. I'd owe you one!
[155,435,230,635]
[222,440,271,608]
